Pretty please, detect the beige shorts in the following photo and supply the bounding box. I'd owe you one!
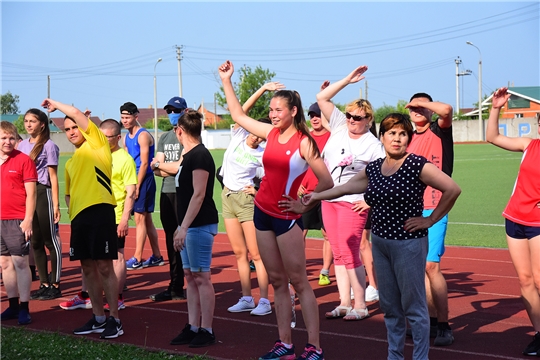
[221,187,255,223]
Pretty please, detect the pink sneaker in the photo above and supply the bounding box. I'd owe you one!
[59,292,92,310]
[104,299,125,311]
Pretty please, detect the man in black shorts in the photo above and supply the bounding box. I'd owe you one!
[42,98,123,339]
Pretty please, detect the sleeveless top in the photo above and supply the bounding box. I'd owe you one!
[125,128,154,175]
[254,128,308,220]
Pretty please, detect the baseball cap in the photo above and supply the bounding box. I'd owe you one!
[164,97,187,110]
[120,102,139,115]
[308,103,321,117]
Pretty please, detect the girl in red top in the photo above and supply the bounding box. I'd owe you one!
[486,87,540,356]
[220,60,333,360]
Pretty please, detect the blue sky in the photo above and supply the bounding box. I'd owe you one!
[2,1,539,120]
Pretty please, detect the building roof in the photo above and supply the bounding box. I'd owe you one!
[133,108,168,127]
[462,86,540,117]
[0,114,20,122]
[198,103,229,115]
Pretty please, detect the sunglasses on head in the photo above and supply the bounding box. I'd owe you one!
[166,108,185,114]
[345,112,369,121]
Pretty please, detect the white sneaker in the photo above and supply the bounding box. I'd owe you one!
[250,299,272,316]
[365,285,379,302]
[227,297,255,312]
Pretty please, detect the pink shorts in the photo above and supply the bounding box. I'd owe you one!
[322,201,368,269]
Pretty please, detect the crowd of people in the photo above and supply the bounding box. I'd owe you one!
[0,61,538,360]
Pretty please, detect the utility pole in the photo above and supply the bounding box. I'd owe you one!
[175,45,183,97]
[455,57,471,115]
[214,93,217,130]
[47,75,50,121]
[365,81,368,100]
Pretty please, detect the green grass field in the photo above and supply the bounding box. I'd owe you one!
[58,144,522,249]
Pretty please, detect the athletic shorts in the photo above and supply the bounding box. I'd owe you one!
[424,209,448,263]
[181,223,218,272]
[0,219,30,256]
[70,204,118,261]
[221,187,255,223]
[133,174,156,214]
[301,202,325,231]
[364,209,372,231]
[117,235,125,250]
[505,219,540,239]
[254,205,304,237]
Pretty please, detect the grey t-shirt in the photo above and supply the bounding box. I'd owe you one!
[157,130,183,193]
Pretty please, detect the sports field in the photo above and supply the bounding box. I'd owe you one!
[57,143,521,249]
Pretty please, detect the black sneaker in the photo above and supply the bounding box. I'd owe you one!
[523,332,540,356]
[434,328,454,346]
[170,323,198,345]
[150,289,185,302]
[30,284,49,300]
[39,285,62,300]
[189,328,216,348]
[73,315,107,335]
[100,316,124,339]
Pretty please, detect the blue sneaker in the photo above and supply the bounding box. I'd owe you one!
[126,257,143,270]
[142,255,164,268]
[259,340,296,360]
[1,307,19,321]
[18,309,32,325]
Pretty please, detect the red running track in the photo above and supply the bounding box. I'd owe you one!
[0,225,533,359]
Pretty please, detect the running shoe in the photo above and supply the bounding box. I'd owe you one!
[250,298,272,316]
[100,316,124,339]
[189,328,216,348]
[259,340,296,360]
[365,285,379,302]
[73,315,107,335]
[296,343,324,360]
[523,332,540,356]
[126,257,143,270]
[59,292,92,310]
[434,328,454,346]
[104,299,126,311]
[18,309,32,325]
[170,324,198,345]
[318,273,331,286]
[228,297,255,312]
[142,254,165,268]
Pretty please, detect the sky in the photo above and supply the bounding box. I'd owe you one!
[2,1,539,121]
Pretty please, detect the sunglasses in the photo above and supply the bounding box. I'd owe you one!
[345,112,369,121]
[166,108,185,114]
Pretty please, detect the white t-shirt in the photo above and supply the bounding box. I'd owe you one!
[220,126,265,191]
[323,107,385,203]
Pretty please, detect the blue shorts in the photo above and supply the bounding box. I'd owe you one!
[505,219,540,239]
[424,209,448,263]
[133,173,156,213]
[254,205,304,237]
[181,223,218,272]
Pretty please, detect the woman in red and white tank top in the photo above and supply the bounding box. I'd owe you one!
[220,61,333,360]
[486,87,540,356]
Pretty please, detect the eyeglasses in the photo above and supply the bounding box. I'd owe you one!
[105,134,120,139]
[166,108,185,114]
[345,112,369,121]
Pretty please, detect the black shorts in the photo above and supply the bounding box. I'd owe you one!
[254,205,304,237]
[70,204,118,261]
[301,202,325,231]
[117,235,125,250]
[364,209,372,231]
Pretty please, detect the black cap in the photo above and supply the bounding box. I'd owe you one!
[308,103,321,117]
[120,102,139,115]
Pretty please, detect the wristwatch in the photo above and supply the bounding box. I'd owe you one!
[153,161,160,169]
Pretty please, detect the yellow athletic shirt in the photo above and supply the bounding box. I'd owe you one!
[111,148,137,224]
[65,120,116,220]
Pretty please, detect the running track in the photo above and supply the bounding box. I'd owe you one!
[0,225,533,359]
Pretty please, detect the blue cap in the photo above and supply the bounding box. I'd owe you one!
[308,103,321,117]
[164,97,187,110]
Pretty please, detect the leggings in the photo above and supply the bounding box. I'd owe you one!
[31,184,62,284]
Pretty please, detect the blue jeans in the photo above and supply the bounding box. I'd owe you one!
[180,223,218,272]
[372,234,429,360]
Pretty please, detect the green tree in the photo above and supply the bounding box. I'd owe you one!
[373,103,399,123]
[144,117,173,132]
[13,115,26,134]
[1,91,20,114]
[216,65,276,121]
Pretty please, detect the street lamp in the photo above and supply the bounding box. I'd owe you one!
[466,41,483,141]
[153,58,162,149]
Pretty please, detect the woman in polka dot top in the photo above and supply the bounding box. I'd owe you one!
[303,113,461,360]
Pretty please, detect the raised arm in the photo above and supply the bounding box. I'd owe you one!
[316,65,368,120]
[41,99,89,131]
[218,61,273,139]
[404,163,461,232]
[405,99,453,129]
[486,87,531,152]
